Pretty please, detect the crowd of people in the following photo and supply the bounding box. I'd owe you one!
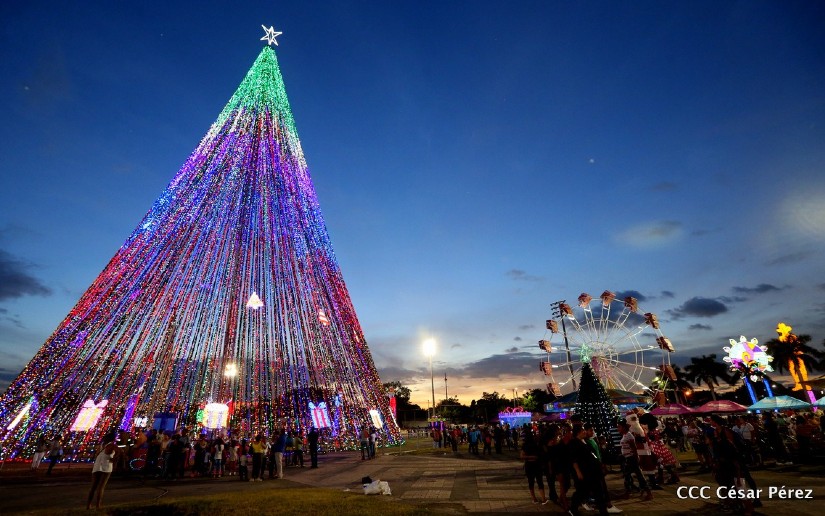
[24,408,823,513]
[450,407,824,516]
[427,423,523,454]
[29,425,329,510]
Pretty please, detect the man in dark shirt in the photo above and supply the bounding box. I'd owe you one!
[570,424,610,516]
[550,423,573,511]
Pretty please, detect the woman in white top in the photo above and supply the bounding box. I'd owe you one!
[87,442,118,510]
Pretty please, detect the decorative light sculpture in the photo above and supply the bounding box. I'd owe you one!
[723,335,774,403]
[70,400,109,432]
[776,322,816,403]
[202,403,230,429]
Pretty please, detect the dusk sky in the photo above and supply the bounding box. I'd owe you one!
[1,1,824,408]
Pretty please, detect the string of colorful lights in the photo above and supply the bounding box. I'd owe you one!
[0,46,402,460]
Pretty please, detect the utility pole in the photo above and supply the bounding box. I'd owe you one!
[551,300,577,391]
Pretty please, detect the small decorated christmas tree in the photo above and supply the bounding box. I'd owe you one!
[574,362,620,440]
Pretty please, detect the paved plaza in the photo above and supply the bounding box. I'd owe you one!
[1,450,823,514]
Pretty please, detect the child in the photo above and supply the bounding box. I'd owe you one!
[648,430,680,484]
[212,438,225,478]
[292,432,304,467]
[226,439,238,475]
[238,442,249,481]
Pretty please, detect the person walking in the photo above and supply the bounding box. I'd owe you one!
[551,424,574,511]
[177,429,191,479]
[238,441,249,481]
[86,441,118,510]
[360,427,371,459]
[494,425,504,454]
[648,429,680,484]
[308,427,319,468]
[291,432,304,467]
[618,421,652,501]
[212,437,225,478]
[584,423,622,513]
[468,426,480,455]
[369,427,378,459]
[520,429,548,505]
[482,427,493,455]
[164,434,184,480]
[46,435,63,475]
[569,424,609,516]
[271,429,287,479]
[540,425,559,503]
[31,434,49,471]
[250,435,265,481]
[763,412,791,465]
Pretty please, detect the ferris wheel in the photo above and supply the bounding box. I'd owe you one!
[539,291,675,396]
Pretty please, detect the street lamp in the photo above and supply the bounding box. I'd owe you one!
[423,338,436,420]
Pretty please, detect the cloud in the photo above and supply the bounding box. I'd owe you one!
[450,344,462,349]
[667,297,729,319]
[716,296,747,304]
[506,269,543,282]
[615,221,683,247]
[513,336,522,342]
[0,249,52,300]
[765,251,813,266]
[518,324,535,331]
[375,365,428,384]
[460,352,540,379]
[732,284,787,295]
[505,347,519,353]
[614,290,647,302]
[688,324,713,331]
[660,291,675,298]
[818,284,825,291]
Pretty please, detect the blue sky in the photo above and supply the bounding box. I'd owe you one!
[1,1,824,407]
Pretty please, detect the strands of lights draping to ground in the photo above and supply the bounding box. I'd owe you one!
[0,39,401,459]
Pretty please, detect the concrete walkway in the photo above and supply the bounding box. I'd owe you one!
[1,450,824,514]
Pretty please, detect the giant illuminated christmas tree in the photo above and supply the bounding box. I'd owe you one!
[0,33,402,459]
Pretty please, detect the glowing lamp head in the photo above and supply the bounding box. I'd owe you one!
[422,338,436,358]
[224,363,238,378]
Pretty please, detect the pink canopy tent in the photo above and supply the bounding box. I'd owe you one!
[650,403,695,415]
[693,400,749,413]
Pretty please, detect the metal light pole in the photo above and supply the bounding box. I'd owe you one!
[423,339,437,419]
[551,300,577,391]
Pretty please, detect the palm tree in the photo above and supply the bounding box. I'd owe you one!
[764,333,824,390]
[670,365,695,403]
[683,354,735,401]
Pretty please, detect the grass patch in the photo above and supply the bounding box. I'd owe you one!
[36,487,451,516]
